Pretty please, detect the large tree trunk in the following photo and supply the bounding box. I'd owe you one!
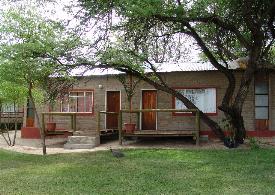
[28,83,47,155]
[221,107,246,144]
[231,111,246,144]
[218,65,255,144]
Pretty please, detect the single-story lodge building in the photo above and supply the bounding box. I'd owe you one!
[20,61,275,148]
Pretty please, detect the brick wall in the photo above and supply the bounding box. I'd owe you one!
[27,71,275,136]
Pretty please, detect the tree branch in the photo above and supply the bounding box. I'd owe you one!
[153,14,250,49]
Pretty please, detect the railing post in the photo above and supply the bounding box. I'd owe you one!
[97,111,100,133]
[118,110,123,145]
[195,110,200,146]
[42,113,45,134]
[136,111,140,130]
[70,114,74,131]
[73,113,77,132]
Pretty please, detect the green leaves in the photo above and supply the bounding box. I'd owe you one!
[0,81,27,105]
[0,7,82,105]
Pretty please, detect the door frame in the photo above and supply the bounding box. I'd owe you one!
[105,90,121,129]
[140,89,158,130]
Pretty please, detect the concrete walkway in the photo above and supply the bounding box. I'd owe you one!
[0,131,121,155]
[2,131,274,155]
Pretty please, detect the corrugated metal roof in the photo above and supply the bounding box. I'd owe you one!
[70,60,241,76]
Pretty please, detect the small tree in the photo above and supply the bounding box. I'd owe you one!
[0,8,81,154]
[0,82,27,146]
[117,74,141,124]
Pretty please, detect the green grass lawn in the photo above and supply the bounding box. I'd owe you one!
[1,148,275,195]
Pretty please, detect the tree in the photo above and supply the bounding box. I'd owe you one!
[0,81,27,146]
[0,8,81,154]
[117,74,141,125]
[76,0,275,145]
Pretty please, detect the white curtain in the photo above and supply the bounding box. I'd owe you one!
[176,88,216,113]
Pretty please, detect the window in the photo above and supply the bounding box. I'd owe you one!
[61,90,94,113]
[173,88,216,115]
[1,103,21,113]
[255,72,269,120]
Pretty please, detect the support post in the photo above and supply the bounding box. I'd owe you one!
[97,111,101,133]
[73,113,76,132]
[70,114,74,131]
[136,112,140,130]
[195,110,200,146]
[118,110,122,145]
[42,113,45,134]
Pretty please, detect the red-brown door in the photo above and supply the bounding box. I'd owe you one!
[106,91,120,129]
[142,90,157,130]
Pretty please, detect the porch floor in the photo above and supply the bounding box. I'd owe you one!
[123,130,197,137]
[121,130,199,145]
[100,129,118,136]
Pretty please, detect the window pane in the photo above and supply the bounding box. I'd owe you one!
[78,96,85,112]
[2,103,15,112]
[85,92,93,112]
[175,88,216,113]
[69,92,78,97]
[255,107,268,119]
[255,82,268,94]
[255,95,268,106]
[69,97,77,112]
[62,91,93,113]
[61,96,69,112]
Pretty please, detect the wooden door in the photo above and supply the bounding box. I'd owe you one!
[106,91,120,129]
[142,90,157,130]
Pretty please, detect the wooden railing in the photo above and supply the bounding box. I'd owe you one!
[97,111,119,133]
[117,109,201,146]
[97,111,142,133]
[0,112,24,118]
[41,112,77,133]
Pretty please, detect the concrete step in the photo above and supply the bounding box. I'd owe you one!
[67,136,97,144]
[64,143,96,150]
[64,136,99,149]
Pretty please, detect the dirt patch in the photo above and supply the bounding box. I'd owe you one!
[1,131,273,155]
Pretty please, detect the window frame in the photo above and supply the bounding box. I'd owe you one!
[172,86,218,116]
[254,73,269,120]
[61,89,94,116]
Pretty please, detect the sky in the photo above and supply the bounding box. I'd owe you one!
[0,0,201,64]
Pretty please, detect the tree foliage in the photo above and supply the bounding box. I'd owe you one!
[0,7,82,153]
[77,0,275,145]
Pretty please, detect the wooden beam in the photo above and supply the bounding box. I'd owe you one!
[120,109,198,113]
[97,111,101,133]
[195,110,200,146]
[42,112,79,116]
[99,111,118,115]
[125,130,197,135]
[118,111,122,145]
[70,115,74,130]
[41,113,45,134]
[136,112,140,130]
[73,113,76,132]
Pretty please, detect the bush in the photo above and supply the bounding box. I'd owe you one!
[248,137,260,150]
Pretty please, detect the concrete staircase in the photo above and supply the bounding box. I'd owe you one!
[64,136,100,149]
